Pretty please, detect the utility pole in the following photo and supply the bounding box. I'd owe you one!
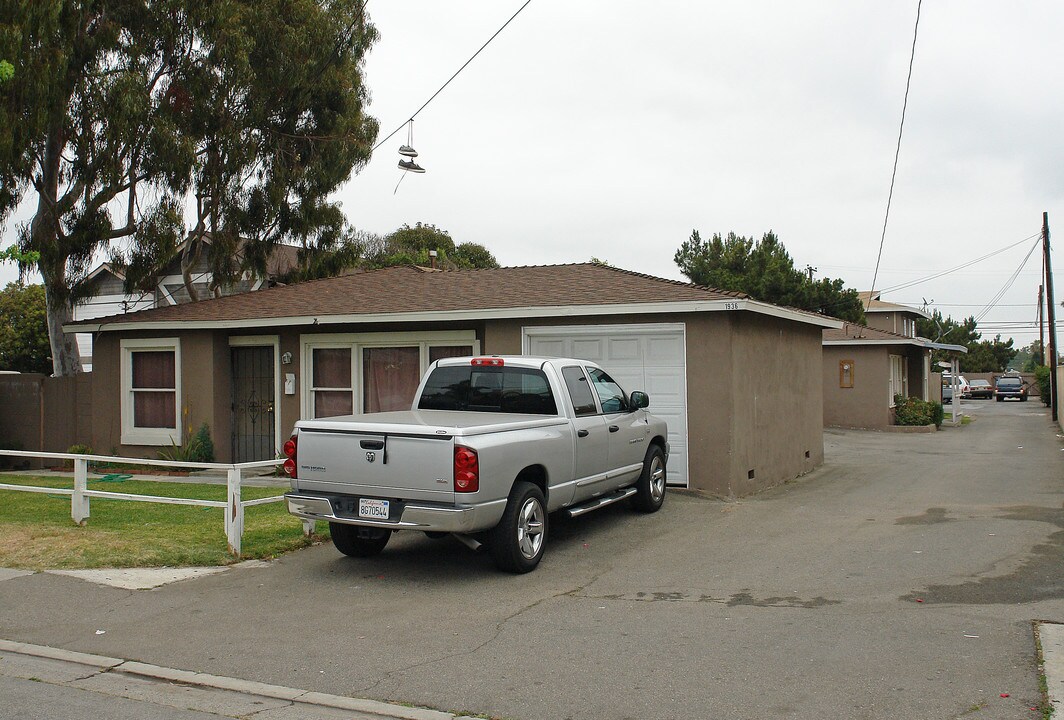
[1044,212,1058,421]
[806,265,816,283]
[1037,284,1044,365]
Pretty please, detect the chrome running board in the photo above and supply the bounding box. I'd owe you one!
[564,487,637,518]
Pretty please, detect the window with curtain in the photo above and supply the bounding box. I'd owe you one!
[312,348,353,417]
[121,338,181,445]
[429,345,473,363]
[363,347,421,412]
[131,351,176,428]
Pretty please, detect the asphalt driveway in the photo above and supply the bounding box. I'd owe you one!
[2,398,1062,719]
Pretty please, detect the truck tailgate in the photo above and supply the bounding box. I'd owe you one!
[294,426,455,504]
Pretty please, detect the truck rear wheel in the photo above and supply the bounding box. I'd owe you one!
[488,481,546,573]
[329,523,391,557]
[632,445,666,513]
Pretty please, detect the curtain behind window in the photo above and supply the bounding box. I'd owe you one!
[364,347,421,412]
[132,351,176,428]
[313,348,353,417]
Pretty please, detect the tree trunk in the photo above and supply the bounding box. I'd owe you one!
[44,292,82,376]
[31,125,83,377]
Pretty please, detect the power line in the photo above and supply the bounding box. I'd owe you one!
[868,0,923,303]
[877,232,1040,294]
[371,0,534,153]
[974,236,1041,322]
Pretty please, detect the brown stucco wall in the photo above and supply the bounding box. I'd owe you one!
[89,329,223,459]
[727,314,823,496]
[823,345,891,429]
[823,344,930,430]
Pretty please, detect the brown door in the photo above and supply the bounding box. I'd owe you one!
[231,346,276,462]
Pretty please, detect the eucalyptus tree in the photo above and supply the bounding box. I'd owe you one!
[0,0,378,375]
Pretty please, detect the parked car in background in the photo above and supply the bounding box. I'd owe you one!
[942,374,971,400]
[968,379,994,399]
[995,376,1028,402]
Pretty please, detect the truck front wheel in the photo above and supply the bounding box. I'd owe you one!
[632,445,667,513]
[488,481,546,573]
[330,523,391,557]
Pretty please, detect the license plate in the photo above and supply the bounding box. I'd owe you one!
[358,498,390,519]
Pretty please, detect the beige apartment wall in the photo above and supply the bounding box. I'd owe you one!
[823,345,892,429]
[728,314,823,496]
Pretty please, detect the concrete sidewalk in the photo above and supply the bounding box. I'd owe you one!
[0,639,460,720]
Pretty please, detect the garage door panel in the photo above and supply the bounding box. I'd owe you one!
[606,337,642,364]
[645,335,685,366]
[533,339,567,357]
[644,368,685,402]
[570,339,604,361]
[525,324,688,487]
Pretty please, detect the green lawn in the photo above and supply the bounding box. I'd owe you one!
[0,475,329,570]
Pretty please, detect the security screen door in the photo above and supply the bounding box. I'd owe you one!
[231,346,276,462]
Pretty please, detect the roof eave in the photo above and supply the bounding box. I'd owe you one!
[64,298,844,334]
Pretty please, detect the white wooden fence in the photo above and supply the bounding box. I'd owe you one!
[0,451,300,555]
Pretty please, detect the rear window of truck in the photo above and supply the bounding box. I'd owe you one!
[418,366,559,415]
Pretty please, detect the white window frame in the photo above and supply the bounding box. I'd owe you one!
[300,331,479,419]
[888,354,908,408]
[229,335,282,457]
[121,337,181,446]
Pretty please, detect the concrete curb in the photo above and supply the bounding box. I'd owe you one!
[1037,621,1063,715]
[0,639,458,720]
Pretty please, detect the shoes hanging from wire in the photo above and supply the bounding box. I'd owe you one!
[398,120,425,172]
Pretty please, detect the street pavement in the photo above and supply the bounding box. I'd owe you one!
[1,398,1062,719]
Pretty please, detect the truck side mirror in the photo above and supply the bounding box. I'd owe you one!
[630,391,650,410]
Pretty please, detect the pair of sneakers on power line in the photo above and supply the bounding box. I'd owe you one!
[399,145,425,173]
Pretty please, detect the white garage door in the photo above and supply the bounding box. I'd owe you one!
[524,323,688,487]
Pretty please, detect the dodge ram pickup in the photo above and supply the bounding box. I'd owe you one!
[284,356,669,573]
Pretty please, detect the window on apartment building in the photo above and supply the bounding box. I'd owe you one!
[889,354,908,406]
[303,333,477,418]
[311,347,354,418]
[121,338,180,445]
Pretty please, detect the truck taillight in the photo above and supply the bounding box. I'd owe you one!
[454,446,479,493]
[471,357,504,367]
[283,435,297,478]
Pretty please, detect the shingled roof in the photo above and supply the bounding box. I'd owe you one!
[823,323,966,353]
[66,262,842,332]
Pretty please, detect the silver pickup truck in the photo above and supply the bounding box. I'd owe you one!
[283,356,669,573]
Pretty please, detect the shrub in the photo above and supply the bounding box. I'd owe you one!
[1034,366,1051,407]
[929,400,945,427]
[894,395,936,426]
[158,422,215,464]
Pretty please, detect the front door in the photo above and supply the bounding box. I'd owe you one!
[231,346,276,462]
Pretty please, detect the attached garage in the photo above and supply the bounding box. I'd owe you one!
[523,323,689,487]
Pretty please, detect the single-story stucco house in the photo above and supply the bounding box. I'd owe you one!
[66,263,842,497]
[823,322,966,430]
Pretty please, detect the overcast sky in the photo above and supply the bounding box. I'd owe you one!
[2,0,1061,347]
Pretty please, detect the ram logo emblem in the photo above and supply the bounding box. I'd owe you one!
[365,452,376,463]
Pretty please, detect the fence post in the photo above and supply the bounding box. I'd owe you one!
[72,457,89,525]
[226,466,244,556]
[302,519,316,536]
